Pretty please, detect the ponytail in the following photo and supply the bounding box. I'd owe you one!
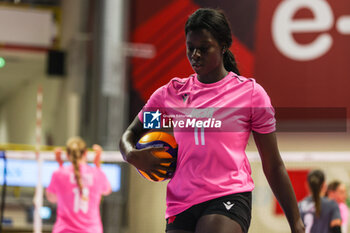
[307,170,325,217]
[223,50,240,75]
[309,176,322,217]
[71,144,84,195]
[66,137,86,196]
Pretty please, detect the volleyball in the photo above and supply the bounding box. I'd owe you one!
[135,131,178,182]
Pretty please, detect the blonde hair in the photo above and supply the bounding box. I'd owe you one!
[66,136,86,195]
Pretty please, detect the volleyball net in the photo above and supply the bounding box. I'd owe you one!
[0,144,124,232]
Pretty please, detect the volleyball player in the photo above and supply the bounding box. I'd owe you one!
[299,170,342,233]
[120,8,304,233]
[327,180,348,233]
[46,137,111,233]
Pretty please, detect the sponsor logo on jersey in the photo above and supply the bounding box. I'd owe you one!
[182,94,189,102]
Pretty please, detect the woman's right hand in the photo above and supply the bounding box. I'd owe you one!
[93,144,102,168]
[119,117,176,181]
[291,219,305,233]
[54,147,63,167]
[126,147,176,181]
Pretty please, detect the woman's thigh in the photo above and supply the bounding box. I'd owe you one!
[195,214,243,233]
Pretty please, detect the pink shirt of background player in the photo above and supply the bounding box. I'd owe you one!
[47,164,111,233]
[138,72,276,218]
[339,202,349,233]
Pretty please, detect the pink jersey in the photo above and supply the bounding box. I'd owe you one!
[339,202,349,233]
[138,72,276,218]
[47,164,111,233]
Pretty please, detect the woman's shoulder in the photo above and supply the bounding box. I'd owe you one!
[234,75,269,96]
[89,166,109,179]
[228,73,256,87]
[166,75,193,90]
[232,73,252,82]
[147,75,192,98]
[86,164,104,173]
[51,166,70,179]
[321,197,339,208]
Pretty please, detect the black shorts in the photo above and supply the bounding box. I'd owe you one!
[166,192,252,233]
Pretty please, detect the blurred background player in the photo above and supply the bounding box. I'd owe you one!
[327,180,349,233]
[46,137,112,233]
[120,8,304,233]
[299,170,342,233]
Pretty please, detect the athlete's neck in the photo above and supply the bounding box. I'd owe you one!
[68,157,87,165]
[197,68,228,84]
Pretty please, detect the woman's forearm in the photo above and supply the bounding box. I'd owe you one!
[119,129,138,162]
[263,161,303,231]
[119,116,147,163]
[253,132,305,233]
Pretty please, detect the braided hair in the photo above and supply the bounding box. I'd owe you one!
[66,137,86,196]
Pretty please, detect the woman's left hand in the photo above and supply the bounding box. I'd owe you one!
[253,132,305,233]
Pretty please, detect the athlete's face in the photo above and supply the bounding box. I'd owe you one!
[186,29,224,79]
[334,184,347,203]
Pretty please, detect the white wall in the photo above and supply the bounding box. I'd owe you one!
[0,71,66,145]
[0,0,87,146]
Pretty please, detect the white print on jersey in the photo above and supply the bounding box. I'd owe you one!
[70,173,93,186]
[304,213,314,233]
[73,187,89,213]
[300,202,315,233]
[190,108,215,118]
[194,126,205,146]
[300,201,315,212]
[70,173,93,213]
